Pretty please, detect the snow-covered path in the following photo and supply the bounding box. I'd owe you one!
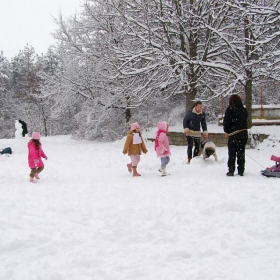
[0,134,279,280]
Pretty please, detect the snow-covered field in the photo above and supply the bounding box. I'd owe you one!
[0,126,280,280]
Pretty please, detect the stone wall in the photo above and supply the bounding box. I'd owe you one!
[251,105,280,118]
[147,132,269,147]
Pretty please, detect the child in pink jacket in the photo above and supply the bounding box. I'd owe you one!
[265,154,280,172]
[155,121,171,176]
[28,132,48,183]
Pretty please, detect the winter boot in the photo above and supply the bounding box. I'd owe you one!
[29,177,37,183]
[34,173,40,179]
[158,167,168,176]
[160,168,168,176]
[187,158,191,164]
[158,167,164,173]
[132,166,141,177]
[127,163,132,173]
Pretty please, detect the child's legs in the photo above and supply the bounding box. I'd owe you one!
[37,166,44,174]
[161,156,170,168]
[29,168,37,178]
[130,155,140,167]
[29,166,44,178]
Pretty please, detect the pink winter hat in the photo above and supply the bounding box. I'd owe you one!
[130,122,140,130]
[32,132,41,140]
[157,121,168,131]
[271,155,280,162]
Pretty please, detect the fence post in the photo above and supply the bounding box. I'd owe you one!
[260,84,264,117]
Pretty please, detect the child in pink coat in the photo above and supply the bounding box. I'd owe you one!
[155,121,171,176]
[265,155,280,172]
[28,132,48,183]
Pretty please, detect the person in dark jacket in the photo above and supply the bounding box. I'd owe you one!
[223,94,248,176]
[183,101,208,163]
[18,120,28,137]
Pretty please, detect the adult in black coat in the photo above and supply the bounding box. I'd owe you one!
[223,94,248,176]
[183,101,208,163]
[18,120,28,137]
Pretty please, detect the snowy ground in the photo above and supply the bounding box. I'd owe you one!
[0,127,280,280]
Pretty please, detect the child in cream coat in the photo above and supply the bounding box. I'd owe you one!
[123,122,148,177]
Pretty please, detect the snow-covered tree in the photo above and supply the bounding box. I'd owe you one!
[41,0,280,139]
[0,51,14,138]
[203,0,280,127]
[10,45,52,136]
[45,3,150,139]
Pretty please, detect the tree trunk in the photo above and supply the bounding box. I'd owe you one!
[245,69,253,128]
[185,0,198,112]
[125,108,131,124]
[244,14,253,129]
[185,84,197,112]
[43,118,48,137]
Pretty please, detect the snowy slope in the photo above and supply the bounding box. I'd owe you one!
[0,128,280,280]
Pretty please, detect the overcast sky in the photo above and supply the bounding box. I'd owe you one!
[0,0,83,59]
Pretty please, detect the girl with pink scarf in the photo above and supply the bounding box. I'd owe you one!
[155,121,171,176]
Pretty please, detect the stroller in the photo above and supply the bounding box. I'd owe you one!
[261,155,280,178]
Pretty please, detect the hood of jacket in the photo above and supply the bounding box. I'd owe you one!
[157,121,168,131]
[192,107,202,115]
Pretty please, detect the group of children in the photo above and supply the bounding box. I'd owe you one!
[122,121,171,177]
[27,121,170,183]
[27,121,164,183]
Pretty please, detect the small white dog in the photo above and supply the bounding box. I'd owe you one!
[200,141,218,161]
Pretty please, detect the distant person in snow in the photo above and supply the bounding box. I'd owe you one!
[28,132,48,183]
[18,119,28,137]
[183,101,208,164]
[122,122,148,177]
[223,94,248,177]
[155,121,171,176]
